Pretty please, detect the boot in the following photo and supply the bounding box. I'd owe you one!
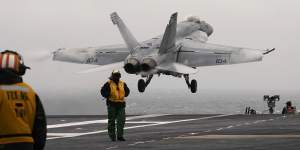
[117,137,126,141]
[110,135,116,142]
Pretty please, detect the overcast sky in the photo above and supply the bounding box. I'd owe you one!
[0,0,299,93]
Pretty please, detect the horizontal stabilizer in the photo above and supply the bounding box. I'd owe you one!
[78,62,124,74]
[157,63,197,74]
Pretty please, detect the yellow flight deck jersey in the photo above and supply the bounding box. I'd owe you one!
[108,80,125,102]
[0,82,36,144]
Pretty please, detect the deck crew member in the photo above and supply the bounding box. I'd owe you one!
[282,101,296,115]
[101,70,130,141]
[0,50,47,150]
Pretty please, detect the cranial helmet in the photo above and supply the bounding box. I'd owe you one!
[111,69,121,78]
[0,50,30,76]
[112,69,120,74]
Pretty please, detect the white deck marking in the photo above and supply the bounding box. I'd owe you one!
[105,146,118,149]
[159,116,281,148]
[128,141,146,146]
[177,134,300,139]
[47,114,234,140]
[216,128,223,131]
[125,121,169,124]
[48,120,107,129]
[226,125,234,129]
[47,133,80,137]
[204,130,211,133]
[128,140,156,146]
[47,114,169,129]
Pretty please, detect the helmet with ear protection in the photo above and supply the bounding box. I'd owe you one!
[111,69,121,78]
[0,50,30,76]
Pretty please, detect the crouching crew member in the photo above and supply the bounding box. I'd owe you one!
[0,50,47,150]
[282,101,296,115]
[101,70,130,141]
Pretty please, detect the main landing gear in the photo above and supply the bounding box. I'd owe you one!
[138,75,153,93]
[137,74,197,93]
[184,74,197,93]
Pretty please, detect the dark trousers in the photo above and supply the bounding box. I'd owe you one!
[0,143,33,150]
[107,104,126,139]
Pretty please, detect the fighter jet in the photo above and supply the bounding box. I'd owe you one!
[53,12,274,93]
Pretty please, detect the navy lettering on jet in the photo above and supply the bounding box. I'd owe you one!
[86,57,98,63]
[216,58,227,64]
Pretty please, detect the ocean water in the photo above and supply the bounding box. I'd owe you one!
[42,88,300,115]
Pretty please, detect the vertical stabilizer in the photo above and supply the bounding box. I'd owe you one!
[159,12,178,54]
[110,12,139,54]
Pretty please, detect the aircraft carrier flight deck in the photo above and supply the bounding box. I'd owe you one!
[45,114,300,150]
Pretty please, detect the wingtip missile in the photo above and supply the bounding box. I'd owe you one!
[110,12,119,25]
[263,48,275,55]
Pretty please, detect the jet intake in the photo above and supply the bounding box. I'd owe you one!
[140,58,157,72]
[124,58,140,74]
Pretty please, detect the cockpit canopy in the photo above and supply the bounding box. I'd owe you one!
[186,16,213,36]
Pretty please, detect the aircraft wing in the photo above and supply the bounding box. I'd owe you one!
[77,62,124,74]
[53,44,129,65]
[181,41,242,54]
[178,40,274,67]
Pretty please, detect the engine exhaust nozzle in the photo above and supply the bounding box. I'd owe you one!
[140,58,157,72]
[124,58,140,74]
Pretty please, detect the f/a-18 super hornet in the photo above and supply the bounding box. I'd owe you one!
[53,12,274,93]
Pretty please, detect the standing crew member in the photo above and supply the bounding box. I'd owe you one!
[101,70,130,141]
[0,50,47,150]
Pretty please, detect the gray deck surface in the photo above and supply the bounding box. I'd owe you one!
[45,114,300,150]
